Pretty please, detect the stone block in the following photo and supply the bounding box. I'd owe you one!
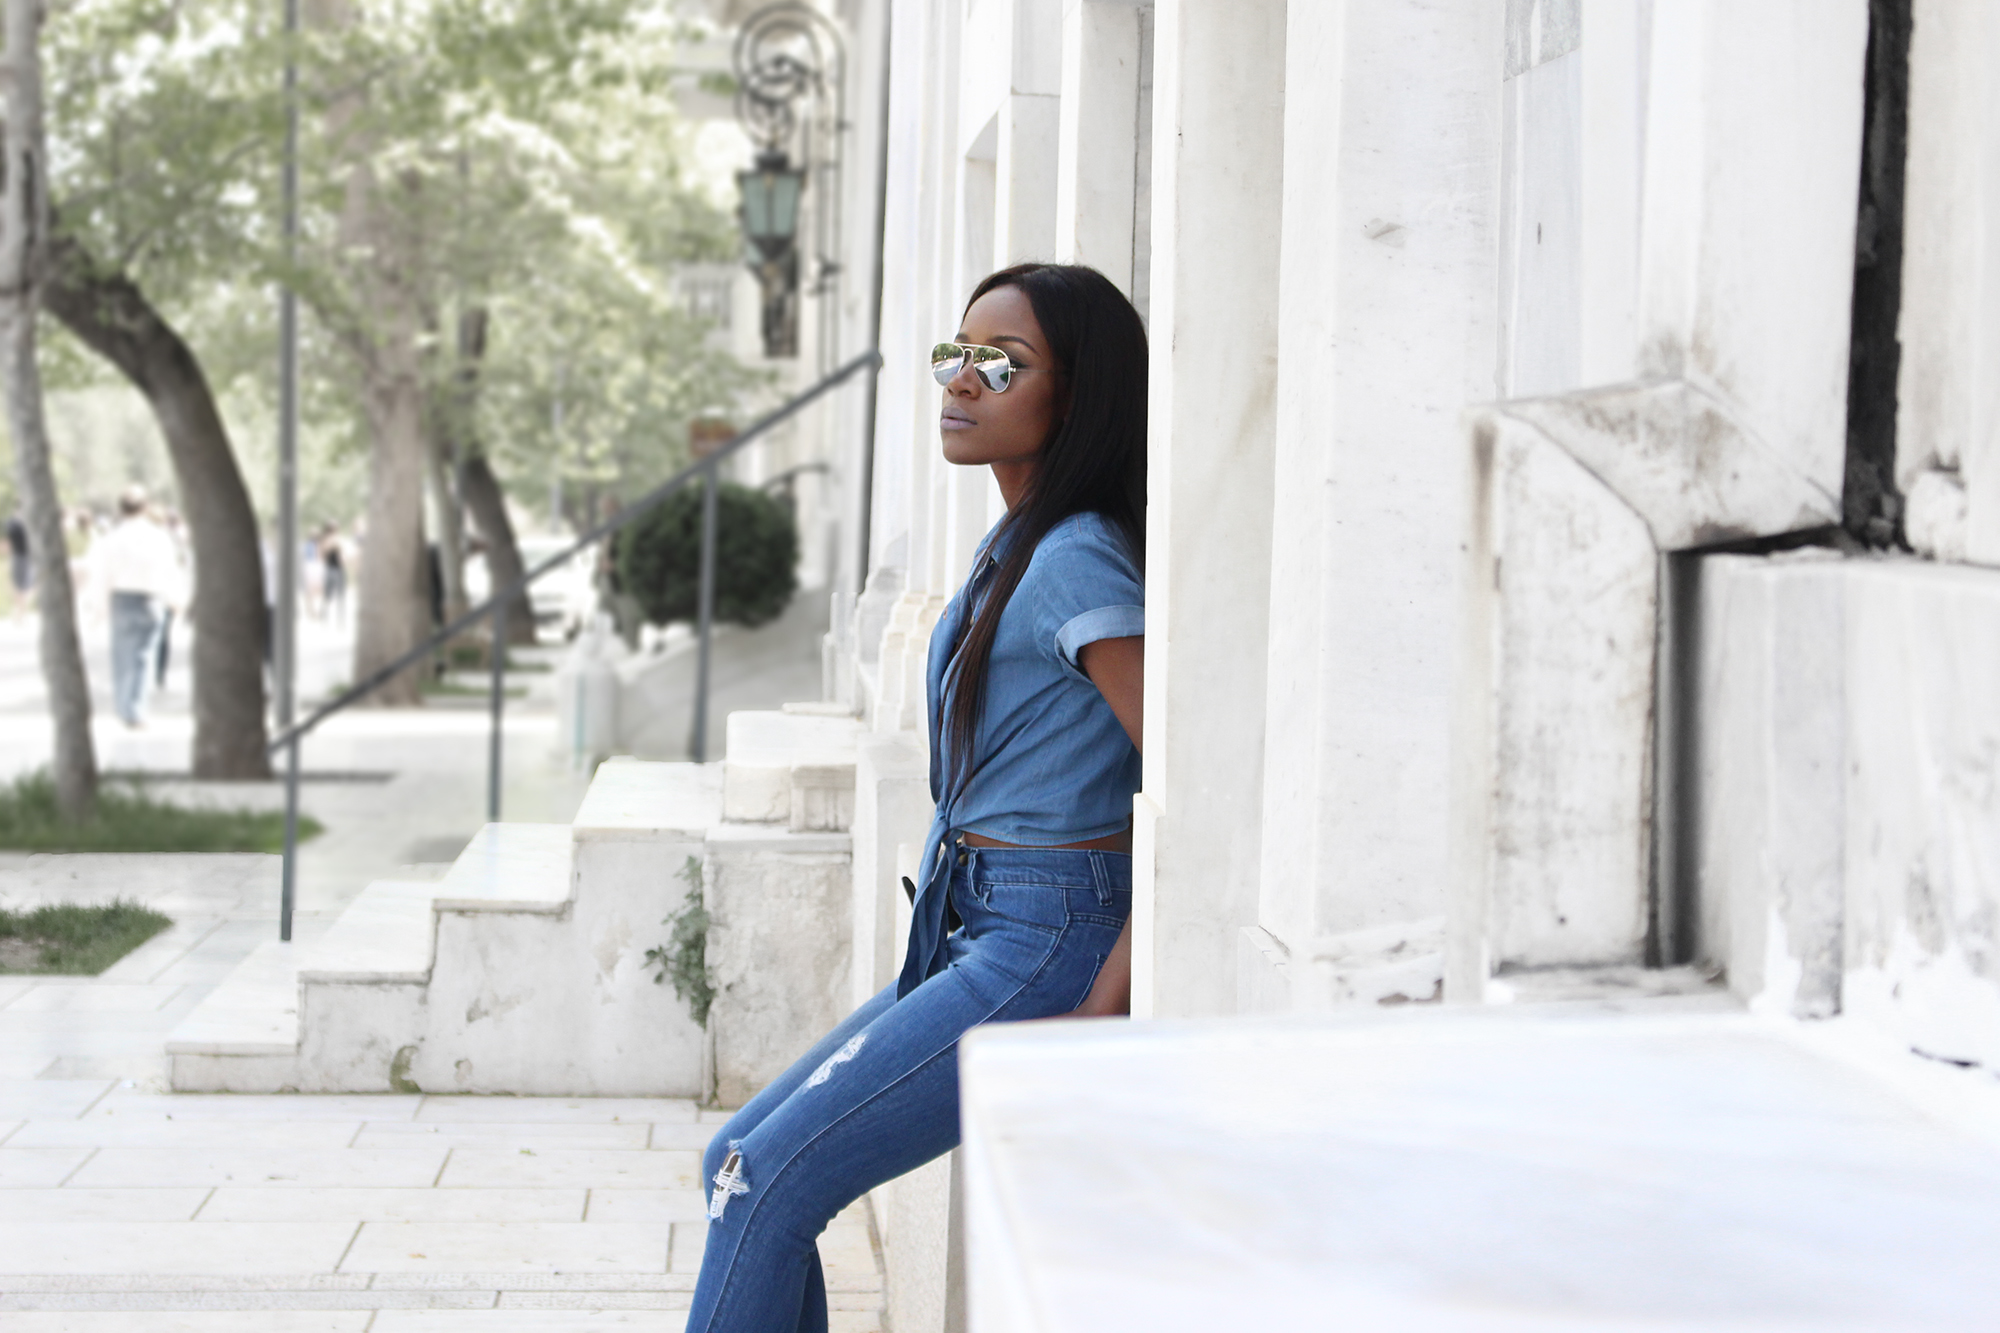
[722,711,864,825]
[1452,413,1659,992]
[874,1149,963,1333]
[959,1008,2000,1330]
[1842,560,2000,1067]
[852,735,932,1008]
[789,765,856,833]
[1693,554,1846,1017]
[703,824,853,1108]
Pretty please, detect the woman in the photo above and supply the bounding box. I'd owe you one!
[689,263,1149,1332]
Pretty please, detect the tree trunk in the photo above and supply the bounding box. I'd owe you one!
[460,452,535,647]
[339,156,432,706]
[0,0,95,819]
[353,346,430,704]
[43,232,271,778]
[426,416,467,628]
[449,309,532,646]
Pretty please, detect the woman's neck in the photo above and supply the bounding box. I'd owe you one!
[990,460,1038,511]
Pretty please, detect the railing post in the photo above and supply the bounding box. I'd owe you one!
[280,736,300,941]
[692,460,718,762]
[489,598,507,821]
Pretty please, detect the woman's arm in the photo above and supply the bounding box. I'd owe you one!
[1072,634,1143,1017]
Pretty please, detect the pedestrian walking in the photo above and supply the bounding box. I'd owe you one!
[687,264,1149,1333]
[321,524,349,622]
[5,512,30,617]
[94,487,186,728]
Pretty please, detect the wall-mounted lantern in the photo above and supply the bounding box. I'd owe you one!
[733,3,844,362]
[737,147,807,358]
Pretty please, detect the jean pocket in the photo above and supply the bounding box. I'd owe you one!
[971,878,1069,934]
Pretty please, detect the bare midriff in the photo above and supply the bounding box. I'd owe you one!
[961,826,1133,853]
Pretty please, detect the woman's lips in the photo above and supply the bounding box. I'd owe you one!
[940,409,975,431]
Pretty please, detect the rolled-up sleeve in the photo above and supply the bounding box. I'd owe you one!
[1027,516,1146,679]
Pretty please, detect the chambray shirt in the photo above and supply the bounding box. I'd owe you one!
[895,510,1145,997]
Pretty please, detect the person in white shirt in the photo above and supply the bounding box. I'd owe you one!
[94,486,186,727]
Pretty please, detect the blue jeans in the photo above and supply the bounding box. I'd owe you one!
[689,844,1131,1333]
[110,591,166,725]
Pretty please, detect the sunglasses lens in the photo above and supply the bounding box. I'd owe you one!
[968,345,1012,392]
[930,343,966,387]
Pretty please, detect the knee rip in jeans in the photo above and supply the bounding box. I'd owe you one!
[805,1033,866,1089]
[709,1141,750,1221]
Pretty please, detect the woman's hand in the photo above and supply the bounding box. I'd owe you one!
[1071,916,1133,1017]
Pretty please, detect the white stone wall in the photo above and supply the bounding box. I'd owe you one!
[793,0,2000,1321]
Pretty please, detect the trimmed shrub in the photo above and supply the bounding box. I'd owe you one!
[615,480,798,629]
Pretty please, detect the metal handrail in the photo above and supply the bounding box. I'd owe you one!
[272,348,882,939]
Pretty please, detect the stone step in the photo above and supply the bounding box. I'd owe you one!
[723,708,863,829]
[166,832,571,1068]
[168,751,859,1099]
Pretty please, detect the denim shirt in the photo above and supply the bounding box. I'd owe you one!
[895,510,1145,997]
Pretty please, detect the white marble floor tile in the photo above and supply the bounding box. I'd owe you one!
[0,978,32,1008]
[644,1124,714,1151]
[494,1292,690,1309]
[438,1150,699,1192]
[72,1147,447,1189]
[202,1187,587,1223]
[583,1190,708,1224]
[695,1110,733,1124]
[0,1314,370,1332]
[0,1147,92,1186]
[0,1117,19,1141]
[0,1188,208,1221]
[375,1314,681,1332]
[93,917,222,984]
[414,1097,698,1125]
[86,1093,421,1123]
[666,1221,705,1275]
[11,1118,361,1149]
[341,1221,671,1275]
[357,1123,651,1153]
[5,986,185,1014]
[829,1314,883,1333]
[0,1220,357,1274]
[0,1049,54,1076]
[0,1079,114,1120]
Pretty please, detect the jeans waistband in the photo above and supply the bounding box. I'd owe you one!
[948,841,1132,892]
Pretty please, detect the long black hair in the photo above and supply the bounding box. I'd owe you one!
[942,263,1148,782]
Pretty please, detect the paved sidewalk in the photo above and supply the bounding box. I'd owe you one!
[0,1088,884,1329]
[0,860,888,1329]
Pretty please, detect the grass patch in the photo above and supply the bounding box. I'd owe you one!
[0,900,174,974]
[0,772,323,853]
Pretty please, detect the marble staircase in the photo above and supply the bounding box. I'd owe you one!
[168,709,867,1102]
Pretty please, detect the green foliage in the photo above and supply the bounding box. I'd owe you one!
[616,481,797,629]
[0,772,324,853]
[40,0,762,527]
[0,900,173,975]
[646,856,714,1028]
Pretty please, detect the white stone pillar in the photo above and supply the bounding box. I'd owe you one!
[997,0,1063,264]
[1055,0,1143,292]
[1250,0,1503,1012]
[1130,0,1284,1020]
[1897,0,2000,564]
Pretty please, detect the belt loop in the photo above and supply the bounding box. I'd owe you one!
[1089,850,1110,904]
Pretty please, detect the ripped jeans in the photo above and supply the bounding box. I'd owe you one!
[689,844,1131,1333]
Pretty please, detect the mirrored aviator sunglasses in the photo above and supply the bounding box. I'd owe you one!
[930,342,1017,392]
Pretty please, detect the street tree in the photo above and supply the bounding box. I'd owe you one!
[42,0,276,776]
[1,0,97,820]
